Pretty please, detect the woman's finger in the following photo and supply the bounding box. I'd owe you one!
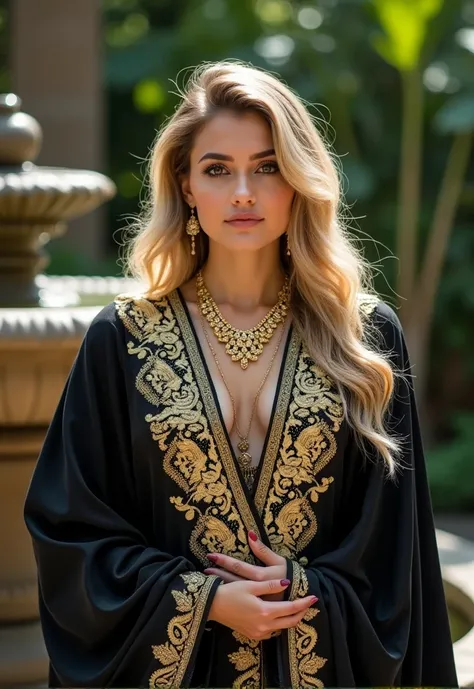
[261,594,318,619]
[248,531,285,566]
[270,608,309,631]
[204,568,242,584]
[247,578,293,598]
[207,553,263,580]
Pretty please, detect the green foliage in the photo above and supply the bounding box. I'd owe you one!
[99,3,474,441]
[427,412,474,511]
[372,0,444,71]
[133,79,167,113]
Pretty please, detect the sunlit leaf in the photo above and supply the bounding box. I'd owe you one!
[371,0,444,71]
[255,0,292,25]
[133,79,166,113]
[434,94,474,133]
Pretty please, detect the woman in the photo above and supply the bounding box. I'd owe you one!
[24,62,457,688]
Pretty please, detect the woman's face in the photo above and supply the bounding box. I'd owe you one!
[182,110,295,252]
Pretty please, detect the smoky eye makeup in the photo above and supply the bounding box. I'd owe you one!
[256,161,279,173]
[202,163,230,176]
[202,160,279,176]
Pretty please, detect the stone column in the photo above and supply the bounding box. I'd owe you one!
[10,0,105,262]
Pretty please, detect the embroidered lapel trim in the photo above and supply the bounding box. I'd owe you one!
[169,289,261,535]
[254,329,301,515]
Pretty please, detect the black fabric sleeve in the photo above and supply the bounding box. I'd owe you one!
[23,305,221,688]
[283,303,458,688]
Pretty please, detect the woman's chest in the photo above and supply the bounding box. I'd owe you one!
[126,347,350,566]
[197,320,292,469]
[117,294,351,564]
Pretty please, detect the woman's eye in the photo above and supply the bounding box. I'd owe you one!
[257,161,279,174]
[204,164,228,176]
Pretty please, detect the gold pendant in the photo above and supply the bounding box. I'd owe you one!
[237,449,256,488]
[237,451,252,469]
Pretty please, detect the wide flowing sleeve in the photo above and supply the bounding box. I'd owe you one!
[282,302,458,688]
[23,304,221,689]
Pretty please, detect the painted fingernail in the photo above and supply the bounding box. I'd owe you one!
[207,554,218,563]
[310,596,319,604]
[281,579,291,587]
[248,531,258,542]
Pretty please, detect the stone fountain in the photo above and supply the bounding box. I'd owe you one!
[0,94,136,688]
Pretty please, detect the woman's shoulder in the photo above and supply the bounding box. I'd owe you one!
[357,292,407,362]
[101,290,179,341]
[82,291,173,357]
[357,292,402,329]
[79,301,127,356]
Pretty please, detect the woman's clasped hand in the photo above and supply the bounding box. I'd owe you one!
[206,530,318,640]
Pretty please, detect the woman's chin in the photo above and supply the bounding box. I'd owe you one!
[210,233,279,252]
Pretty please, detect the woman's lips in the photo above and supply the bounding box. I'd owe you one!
[225,218,264,228]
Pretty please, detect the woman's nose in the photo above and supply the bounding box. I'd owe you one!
[231,174,256,205]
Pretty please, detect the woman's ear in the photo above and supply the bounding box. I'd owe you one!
[180,175,194,207]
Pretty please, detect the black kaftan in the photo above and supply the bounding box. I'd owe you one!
[23,289,458,688]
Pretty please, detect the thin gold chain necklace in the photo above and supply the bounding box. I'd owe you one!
[196,270,290,370]
[199,313,286,488]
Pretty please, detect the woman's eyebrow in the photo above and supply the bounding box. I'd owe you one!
[198,148,276,163]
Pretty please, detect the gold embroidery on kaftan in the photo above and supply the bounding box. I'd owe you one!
[228,632,261,689]
[357,293,380,318]
[259,293,380,560]
[116,291,380,689]
[288,562,326,689]
[261,349,344,559]
[283,294,379,688]
[149,572,217,688]
[116,294,252,564]
[116,293,263,688]
[253,330,301,514]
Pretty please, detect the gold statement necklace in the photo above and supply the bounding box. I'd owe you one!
[196,271,290,486]
[199,314,286,487]
[195,270,290,370]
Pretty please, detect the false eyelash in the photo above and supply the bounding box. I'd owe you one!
[258,161,279,173]
[203,164,229,176]
[202,161,280,176]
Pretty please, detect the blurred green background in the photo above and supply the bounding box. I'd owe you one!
[1,0,474,512]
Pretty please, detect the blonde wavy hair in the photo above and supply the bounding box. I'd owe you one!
[126,61,402,474]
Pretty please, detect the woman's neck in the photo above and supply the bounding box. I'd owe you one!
[200,246,287,313]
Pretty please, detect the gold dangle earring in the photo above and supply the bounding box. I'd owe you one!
[186,206,200,256]
[286,232,291,257]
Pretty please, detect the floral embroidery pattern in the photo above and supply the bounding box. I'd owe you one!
[288,562,326,689]
[262,352,344,559]
[116,294,252,565]
[116,294,261,688]
[149,572,216,688]
[228,632,261,689]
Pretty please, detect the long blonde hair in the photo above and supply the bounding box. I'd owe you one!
[126,61,402,474]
